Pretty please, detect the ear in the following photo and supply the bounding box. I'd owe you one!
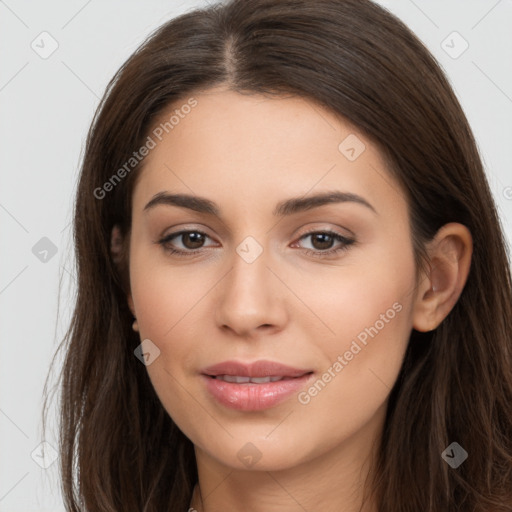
[110,224,124,264]
[412,222,473,332]
[110,224,135,316]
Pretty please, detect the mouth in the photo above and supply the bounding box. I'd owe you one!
[201,360,314,411]
[210,375,301,383]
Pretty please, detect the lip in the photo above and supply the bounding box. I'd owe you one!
[202,360,311,378]
[201,360,314,411]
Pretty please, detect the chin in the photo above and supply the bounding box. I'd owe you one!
[194,428,316,472]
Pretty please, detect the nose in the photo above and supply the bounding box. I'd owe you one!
[214,244,288,338]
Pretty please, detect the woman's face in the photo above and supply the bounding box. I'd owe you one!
[127,87,420,471]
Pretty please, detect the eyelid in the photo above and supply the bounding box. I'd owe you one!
[294,224,355,240]
[291,228,355,255]
[158,228,218,247]
[157,225,350,244]
[156,225,356,261]
[158,222,216,240]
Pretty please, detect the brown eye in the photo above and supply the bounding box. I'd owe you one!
[309,232,336,250]
[295,230,355,258]
[180,232,206,249]
[158,229,216,256]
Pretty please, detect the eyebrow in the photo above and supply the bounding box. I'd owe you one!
[143,190,377,217]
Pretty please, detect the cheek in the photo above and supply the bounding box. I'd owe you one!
[128,249,212,434]
[291,247,415,438]
[292,241,414,359]
[128,250,195,391]
[129,245,213,342]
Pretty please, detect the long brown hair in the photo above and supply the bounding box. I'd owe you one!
[43,0,512,510]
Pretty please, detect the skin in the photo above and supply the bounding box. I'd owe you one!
[112,87,472,511]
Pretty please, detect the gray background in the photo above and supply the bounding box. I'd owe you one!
[1,0,511,510]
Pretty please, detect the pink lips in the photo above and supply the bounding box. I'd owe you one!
[201,360,314,411]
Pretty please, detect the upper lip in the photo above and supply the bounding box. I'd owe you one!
[202,360,312,378]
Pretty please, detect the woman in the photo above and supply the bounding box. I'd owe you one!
[44,0,512,510]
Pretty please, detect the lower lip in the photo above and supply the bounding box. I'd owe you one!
[202,373,314,411]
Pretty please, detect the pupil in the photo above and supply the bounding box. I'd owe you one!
[312,233,332,250]
[184,232,204,249]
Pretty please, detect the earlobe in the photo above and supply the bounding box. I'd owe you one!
[128,294,138,331]
[412,223,473,332]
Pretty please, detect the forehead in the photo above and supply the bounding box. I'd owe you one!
[131,88,405,220]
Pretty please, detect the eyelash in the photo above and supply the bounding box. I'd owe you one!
[156,229,355,259]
